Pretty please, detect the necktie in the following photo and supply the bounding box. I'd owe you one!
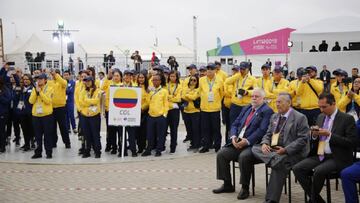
[275,116,286,134]
[318,116,330,161]
[244,108,256,127]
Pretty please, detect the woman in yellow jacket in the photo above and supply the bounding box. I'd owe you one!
[331,69,351,104]
[136,71,150,153]
[338,77,360,119]
[79,76,102,158]
[181,75,201,151]
[105,69,122,155]
[29,73,54,159]
[141,74,169,157]
[74,71,88,155]
[166,70,182,153]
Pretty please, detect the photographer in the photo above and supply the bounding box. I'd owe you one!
[331,69,351,104]
[337,77,360,120]
[296,66,323,126]
[131,50,142,72]
[167,56,179,71]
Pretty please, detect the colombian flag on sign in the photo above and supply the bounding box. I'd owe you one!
[113,89,138,108]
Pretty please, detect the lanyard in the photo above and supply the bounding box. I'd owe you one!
[339,84,344,95]
[237,75,248,90]
[207,77,216,92]
[168,83,178,95]
[150,87,162,100]
[271,81,279,91]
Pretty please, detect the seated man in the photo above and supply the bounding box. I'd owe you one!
[293,93,358,203]
[252,93,310,203]
[213,88,274,200]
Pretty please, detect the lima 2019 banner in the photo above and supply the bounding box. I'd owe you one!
[109,87,142,126]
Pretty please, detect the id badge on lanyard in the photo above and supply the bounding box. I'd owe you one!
[17,101,24,110]
[89,105,97,113]
[238,127,246,138]
[36,104,44,114]
[208,92,215,102]
[317,140,326,155]
[271,132,280,147]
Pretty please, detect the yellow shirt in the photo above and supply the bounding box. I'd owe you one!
[216,69,228,82]
[75,80,85,112]
[79,88,101,117]
[331,83,352,105]
[256,76,272,96]
[29,83,54,117]
[105,81,122,111]
[147,86,169,117]
[289,80,301,108]
[140,85,149,111]
[223,83,233,109]
[297,79,324,110]
[181,85,200,113]
[199,76,224,112]
[48,74,67,108]
[266,78,289,112]
[225,73,256,106]
[167,82,182,110]
[338,93,360,113]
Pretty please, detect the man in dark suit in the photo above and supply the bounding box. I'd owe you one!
[293,93,358,203]
[213,88,274,200]
[252,93,310,203]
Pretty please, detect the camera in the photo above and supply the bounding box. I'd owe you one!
[238,88,246,96]
[342,77,353,84]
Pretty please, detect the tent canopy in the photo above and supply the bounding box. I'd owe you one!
[291,16,360,41]
[9,34,58,54]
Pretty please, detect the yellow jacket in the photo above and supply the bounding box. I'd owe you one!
[297,79,324,110]
[331,83,352,105]
[167,82,182,110]
[29,83,54,117]
[105,81,122,112]
[216,69,228,82]
[75,81,85,112]
[225,73,256,106]
[181,85,200,113]
[48,74,67,108]
[266,78,289,112]
[223,83,233,109]
[79,88,101,117]
[288,80,301,108]
[338,93,360,112]
[147,86,169,117]
[140,85,149,111]
[199,76,224,112]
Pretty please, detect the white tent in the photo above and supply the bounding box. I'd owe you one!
[289,16,360,73]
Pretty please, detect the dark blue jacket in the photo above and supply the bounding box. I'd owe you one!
[0,87,11,116]
[0,67,11,88]
[228,103,274,146]
[14,85,33,116]
[66,79,75,104]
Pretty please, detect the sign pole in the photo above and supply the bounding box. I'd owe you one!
[121,126,126,159]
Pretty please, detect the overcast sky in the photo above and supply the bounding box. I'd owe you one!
[1,0,360,62]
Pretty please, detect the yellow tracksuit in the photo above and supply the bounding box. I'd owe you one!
[147,86,169,117]
[225,73,256,106]
[338,93,360,113]
[199,76,224,112]
[29,83,54,117]
[49,74,67,108]
[167,82,182,110]
[266,78,289,112]
[79,88,101,117]
[297,79,324,110]
[181,85,200,113]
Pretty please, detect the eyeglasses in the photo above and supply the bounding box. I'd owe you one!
[190,79,197,82]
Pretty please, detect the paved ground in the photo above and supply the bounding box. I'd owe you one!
[0,120,347,203]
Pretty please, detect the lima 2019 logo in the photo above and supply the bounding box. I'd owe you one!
[113,89,138,108]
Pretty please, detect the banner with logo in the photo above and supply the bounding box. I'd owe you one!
[108,86,142,126]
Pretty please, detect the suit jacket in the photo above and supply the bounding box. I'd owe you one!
[312,111,358,170]
[228,103,274,146]
[261,109,310,165]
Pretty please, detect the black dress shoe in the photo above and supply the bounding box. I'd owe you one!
[237,188,250,200]
[82,153,90,158]
[23,146,30,151]
[199,148,209,153]
[31,154,42,159]
[111,149,117,154]
[183,137,190,143]
[65,144,71,149]
[155,151,162,157]
[95,153,101,158]
[215,148,220,153]
[132,151,138,157]
[141,151,151,157]
[105,146,111,152]
[170,149,175,154]
[46,154,52,159]
[212,184,235,194]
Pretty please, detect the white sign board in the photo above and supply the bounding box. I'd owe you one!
[108,86,142,126]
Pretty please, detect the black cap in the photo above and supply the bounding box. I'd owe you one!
[187,64,197,70]
[124,70,133,75]
[206,63,216,70]
[153,65,164,72]
[214,61,221,66]
[273,66,282,73]
[35,73,47,80]
[261,64,271,70]
[232,65,240,71]
[83,76,94,81]
[296,67,305,77]
[305,66,317,72]
[239,61,249,69]
[333,69,348,77]
[199,66,207,71]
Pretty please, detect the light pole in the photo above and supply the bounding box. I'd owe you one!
[44,20,79,72]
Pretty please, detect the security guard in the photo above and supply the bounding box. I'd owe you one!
[225,61,256,125]
[29,73,54,159]
[142,74,169,157]
[296,66,323,126]
[105,69,122,155]
[49,69,71,148]
[79,76,102,158]
[182,75,201,151]
[136,70,149,153]
[167,70,182,153]
[266,66,289,112]
[199,63,224,153]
